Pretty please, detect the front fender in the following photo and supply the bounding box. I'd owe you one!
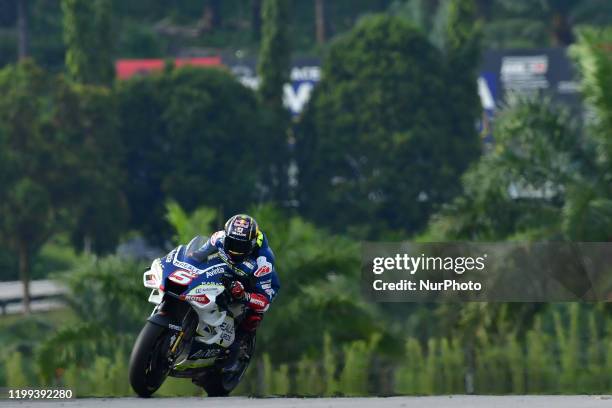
[147,313,182,331]
[148,296,192,331]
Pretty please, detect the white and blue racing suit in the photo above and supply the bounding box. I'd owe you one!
[189,230,280,329]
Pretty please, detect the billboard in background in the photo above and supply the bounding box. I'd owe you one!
[479,48,582,142]
[482,48,581,108]
[221,56,321,116]
[221,49,582,121]
[116,49,582,124]
[115,57,222,80]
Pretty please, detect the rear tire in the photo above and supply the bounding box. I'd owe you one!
[129,322,172,397]
[199,334,256,397]
[201,374,231,397]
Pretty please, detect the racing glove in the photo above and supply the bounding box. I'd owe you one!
[230,281,270,313]
[230,281,247,300]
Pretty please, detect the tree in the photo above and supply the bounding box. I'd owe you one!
[388,0,444,44]
[0,61,125,313]
[0,62,62,313]
[165,200,216,245]
[314,0,326,44]
[0,62,55,312]
[116,66,272,241]
[53,82,128,253]
[423,25,612,243]
[445,0,482,82]
[251,0,262,39]
[258,0,290,109]
[425,98,583,241]
[62,0,114,85]
[16,0,28,60]
[478,0,612,49]
[257,0,292,202]
[297,15,481,237]
[565,27,612,241]
[570,27,612,167]
[442,0,483,205]
[420,29,612,356]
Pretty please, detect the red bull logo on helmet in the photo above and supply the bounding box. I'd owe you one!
[234,217,250,229]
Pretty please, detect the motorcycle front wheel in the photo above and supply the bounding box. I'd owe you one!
[129,322,173,397]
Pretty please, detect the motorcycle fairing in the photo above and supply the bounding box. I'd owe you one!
[143,239,244,349]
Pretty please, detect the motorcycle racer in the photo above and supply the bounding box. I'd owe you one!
[188,214,280,372]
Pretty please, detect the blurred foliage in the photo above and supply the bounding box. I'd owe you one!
[258,0,290,109]
[247,204,400,362]
[33,255,147,387]
[116,65,273,242]
[6,307,611,396]
[390,0,612,50]
[478,0,612,48]
[0,0,611,398]
[0,60,127,315]
[165,200,217,245]
[1,0,396,70]
[54,81,127,253]
[562,27,612,241]
[0,310,77,387]
[1,203,611,395]
[240,304,612,395]
[0,233,84,281]
[298,11,481,238]
[0,202,401,395]
[425,98,584,241]
[257,0,292,202]
[338,333,380,395]
[408,24,611,397]
[5,352,28,388]
[424,27,612,243]
[32,235,85,280]
[388,0,450,49]
[570,27,612,169]
[0,61,60,259]
[62,0,114,85]
[57,256,148,332]
[2,0,612,74]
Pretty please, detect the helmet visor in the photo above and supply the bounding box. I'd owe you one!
[224,235,253,258]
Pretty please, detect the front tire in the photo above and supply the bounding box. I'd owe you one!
[129,322,173,397]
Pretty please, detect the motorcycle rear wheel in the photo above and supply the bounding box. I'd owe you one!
[198,334,256,397]
[129,322,173,397]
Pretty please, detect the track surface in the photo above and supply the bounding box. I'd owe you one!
[3,396,611,408]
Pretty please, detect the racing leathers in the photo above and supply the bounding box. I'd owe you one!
[189,229,280,334]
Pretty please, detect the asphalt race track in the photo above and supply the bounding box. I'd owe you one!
[3,396,612,408]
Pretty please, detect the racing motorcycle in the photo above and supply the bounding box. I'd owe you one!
[129,236,255,397]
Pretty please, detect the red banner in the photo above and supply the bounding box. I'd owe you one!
[115,57,222,80]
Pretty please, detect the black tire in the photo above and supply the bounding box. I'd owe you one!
[129,322,172,397]
[200,334,256,397]
[201,374,231,397]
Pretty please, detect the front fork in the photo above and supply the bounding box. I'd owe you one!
[149,297,198,364]
[170,330,185,354]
